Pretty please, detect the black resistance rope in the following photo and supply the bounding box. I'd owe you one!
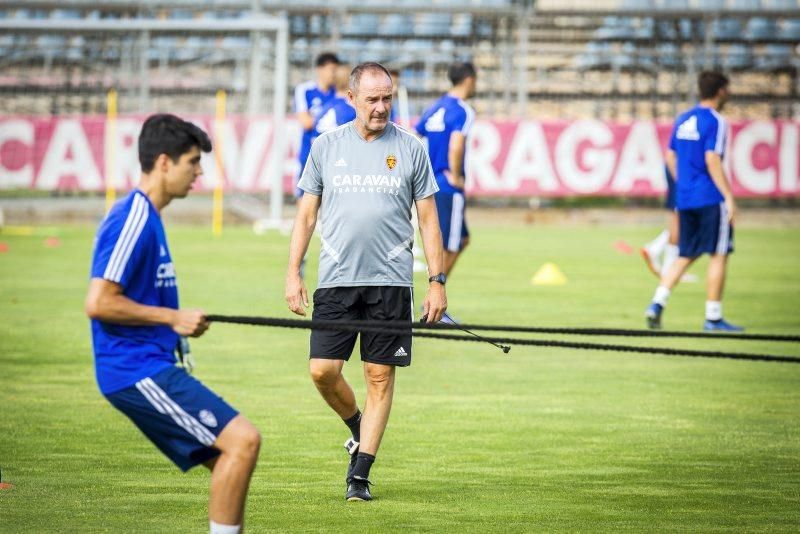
[205,315,800,364]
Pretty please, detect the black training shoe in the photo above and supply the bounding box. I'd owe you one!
[344,437,359,481]
[345,476,372,501]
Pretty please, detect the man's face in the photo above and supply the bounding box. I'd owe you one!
[164,145,203,198]
[318,62,338,88]
[718,86,730,111]
[465,76,477,99]
[349,71,393,134]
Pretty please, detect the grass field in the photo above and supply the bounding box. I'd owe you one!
[1,218,799,532]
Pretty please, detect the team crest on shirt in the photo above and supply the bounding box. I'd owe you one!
[386,154,397,170]
[199,409,218,428]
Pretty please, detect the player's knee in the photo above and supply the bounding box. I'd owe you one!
[365,366,394,389]
[309,361,339,386]
[233,425,261,462]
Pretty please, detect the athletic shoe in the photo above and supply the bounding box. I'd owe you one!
[703,318,744,332]
[344,437,359,481]
[640,247,662,278]
[345,476,372,501]
[645,302,663,329]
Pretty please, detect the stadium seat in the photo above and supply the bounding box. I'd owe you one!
[451,14,473,37]
[380,14,415,37]
[415,13,452,37]
[745,17,778,41]
[755,44,795,71]
[779,19,800,41]
[723,43,754,70]
[575,41,611,70]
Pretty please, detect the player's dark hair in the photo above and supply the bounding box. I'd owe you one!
[698,71,729,100]
[138,114,212,173]
[315,52,340,67]
[448,62,477,86]
[349,62,392,93]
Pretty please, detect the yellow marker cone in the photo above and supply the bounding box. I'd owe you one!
[531,262,568,286]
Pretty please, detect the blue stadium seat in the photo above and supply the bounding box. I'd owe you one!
[711,18,744,41]
[723,43,754,70]
[415,13,452,37]
[779,19,800,41]
[657,42,682,68]
[575,41,611,70]
[745,17,778,40]
[381,14,415,37]
[595,17,637,40]
[451,14,472,37]
[755,44,795,71]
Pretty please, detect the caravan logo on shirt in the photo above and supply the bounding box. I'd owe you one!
[331,174,402,196]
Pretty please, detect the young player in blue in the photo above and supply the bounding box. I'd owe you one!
[416,62,477,280]
[85,115,261,534]
[645,71,743,332]
[312,64,355,139]
[294,52,339,197]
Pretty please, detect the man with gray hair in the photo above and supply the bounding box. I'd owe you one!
[285,61,447,501]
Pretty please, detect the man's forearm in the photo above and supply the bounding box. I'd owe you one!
[665,151,677,180]
[88,290,176,326]
[707,155,734,199]
[419,220,444,275]
[287,214,316,276]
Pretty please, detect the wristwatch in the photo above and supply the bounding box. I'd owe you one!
[429,272,447,285]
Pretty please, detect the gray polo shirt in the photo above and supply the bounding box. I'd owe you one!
[298,121,438,288]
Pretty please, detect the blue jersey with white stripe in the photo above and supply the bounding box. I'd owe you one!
[415,94,475,192]
[295,81,336,170]
[669,105,727,210]
[312,96,356,140]
[90,190,178,395]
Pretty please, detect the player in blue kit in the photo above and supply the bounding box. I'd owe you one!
[312,64,355,138]
[416,62,477,280]
[294,52,340,196]
[85,115,261,534]
[645,71,743,332]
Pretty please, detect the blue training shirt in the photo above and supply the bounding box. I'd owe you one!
[415,94,475,193]
[669,105,728,210]
[295,81,336,171]
[90,190,179,395]
[312,95,356,141]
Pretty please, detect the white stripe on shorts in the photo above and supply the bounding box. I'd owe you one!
[135,377,216,446]
[716,202,730,255]
[447,193,465,252]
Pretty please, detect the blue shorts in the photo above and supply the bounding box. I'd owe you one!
[664,168,676,210]
[678,202,734,258]
[434,188,469,253]
[105,366,239,472]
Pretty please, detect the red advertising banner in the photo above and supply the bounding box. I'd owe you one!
[0,116,798,197]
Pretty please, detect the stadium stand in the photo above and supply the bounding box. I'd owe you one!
[0,0,797,119]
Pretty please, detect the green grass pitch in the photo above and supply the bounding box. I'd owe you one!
[1,219,799,531]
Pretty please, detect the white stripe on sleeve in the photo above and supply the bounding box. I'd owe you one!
[104,194,149,283]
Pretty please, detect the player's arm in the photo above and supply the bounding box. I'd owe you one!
[84,279,208,337]
[285,192,321,316]
[297,110,314,131]
[415,196,447,323]
[446,132,467,189]
[665,149,678,180]
[705,151,736,223]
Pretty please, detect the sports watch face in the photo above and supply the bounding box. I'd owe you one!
[429,273,447,285]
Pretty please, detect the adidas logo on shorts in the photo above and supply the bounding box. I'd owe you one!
[394,347,407,357]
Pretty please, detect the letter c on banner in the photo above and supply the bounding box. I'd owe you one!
[555,120,615,194]
[0,119,34,188]
[732,121,776,195]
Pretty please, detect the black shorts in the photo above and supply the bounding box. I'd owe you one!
[310,286,413,367]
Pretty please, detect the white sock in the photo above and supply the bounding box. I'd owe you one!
[646,229,670,257]
[706,301,722,321]
[210,521,241,534]
[661,244,680,276]
[652,285,671,306]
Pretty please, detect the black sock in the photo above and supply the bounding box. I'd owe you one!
[343,410,361,443]
[352,452,375,480]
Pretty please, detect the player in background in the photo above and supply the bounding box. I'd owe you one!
[312,64,355,138]
[641,167,698,282]
[294,52,340,197]
[85,114,261,533]
[645,71,743,332]
[415,61,477,284]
